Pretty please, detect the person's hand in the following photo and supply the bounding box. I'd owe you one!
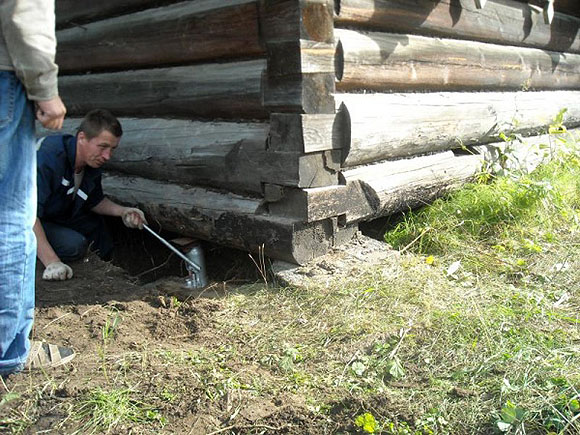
[121,207,147,229]
[36,96,66,130]
[42,261,73,281]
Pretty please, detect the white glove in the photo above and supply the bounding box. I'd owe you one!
[42,261,73,281]
[121,207,147,229]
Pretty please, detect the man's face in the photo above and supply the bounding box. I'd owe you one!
[77,130,120,169]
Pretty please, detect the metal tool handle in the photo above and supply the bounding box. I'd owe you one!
[143,224,201,273]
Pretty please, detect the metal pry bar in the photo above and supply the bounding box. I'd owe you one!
[142,224,202,273]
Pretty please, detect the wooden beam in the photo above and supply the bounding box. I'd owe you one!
[266,40,335,77]
[261,0,336,115]
[267,151,483,223]
[105,119,269,194]
[58,60,267,119]
[262,73,335,114]
[56,0,264,72]
[267,185,349,222]
[266,128,580,223]
[55,0,181,28]
[335,29,580,92]
[337,91,580,167]
[335,0,580,54]
[262,0,334,43]
[341,152,484,222]
[39,117,340,192]
[268,113,345,152]
[102,173,354,264]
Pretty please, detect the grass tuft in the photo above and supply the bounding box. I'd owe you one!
[73,387,165,434]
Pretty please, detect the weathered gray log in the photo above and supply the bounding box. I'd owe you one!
[335,0,580,54]
[102,173,354,264]
[342,152,484,221]
[262,73,335,114]
[267,184,350,222]
[267,152,482,223]
[268,113,345,152]
[337,91,580,167]
[107,119,268,194]
[266,40,335,77]
[39,117,340,191]
[56,0,264,72]
[58,60,267,119]
[336,29,580,92]
[110,145,341,192]
[55,0,181,28]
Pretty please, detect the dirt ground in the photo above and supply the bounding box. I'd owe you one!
[0,224,378,434]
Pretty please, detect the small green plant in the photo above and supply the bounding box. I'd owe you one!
[102,311,121,345]
[74,387,165,434]
[169,296,181,309]
[355,412,379,434]
[540,379,580,433]
[383,419,419,435]
[549,108,568,135]
[496,401,526,433]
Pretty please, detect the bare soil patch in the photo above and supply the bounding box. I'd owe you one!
[0,247,325,434]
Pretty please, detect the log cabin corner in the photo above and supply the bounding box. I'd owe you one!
[52,0,580,264]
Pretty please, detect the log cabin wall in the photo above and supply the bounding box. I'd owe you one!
[53,0,353,264]
[53,0,580,264]
[265,0,580,238]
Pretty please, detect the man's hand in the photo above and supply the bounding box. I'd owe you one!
[42,261,73,281]
[36,96,66,130]
[121,207,147,229]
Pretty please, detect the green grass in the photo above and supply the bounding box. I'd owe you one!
[211,132,580,433]
[73,387,165,434]
[385,137,580,279]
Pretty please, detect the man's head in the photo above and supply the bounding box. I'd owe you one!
[75,109,123,170]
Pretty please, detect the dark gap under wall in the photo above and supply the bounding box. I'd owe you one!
[105,217,264,285]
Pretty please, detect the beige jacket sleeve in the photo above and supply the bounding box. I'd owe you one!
[0,0,58,101]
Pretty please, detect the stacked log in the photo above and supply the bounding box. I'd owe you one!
[334,0,580,53]
[336,91,580,167]
[335,29,580,92]
[56,0,264,71]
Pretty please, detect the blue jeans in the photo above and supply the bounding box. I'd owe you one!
[0,71,36,375]
[41,221,89,262]
[41,213,113,262]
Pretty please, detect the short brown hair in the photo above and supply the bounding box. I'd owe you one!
[78,109,122,139]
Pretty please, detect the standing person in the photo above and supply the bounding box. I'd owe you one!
[35,109,147,281]
[0,0,72,376]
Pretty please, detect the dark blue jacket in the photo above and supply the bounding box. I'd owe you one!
[37,134,104,223]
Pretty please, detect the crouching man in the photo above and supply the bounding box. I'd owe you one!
[34,109,147,281]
